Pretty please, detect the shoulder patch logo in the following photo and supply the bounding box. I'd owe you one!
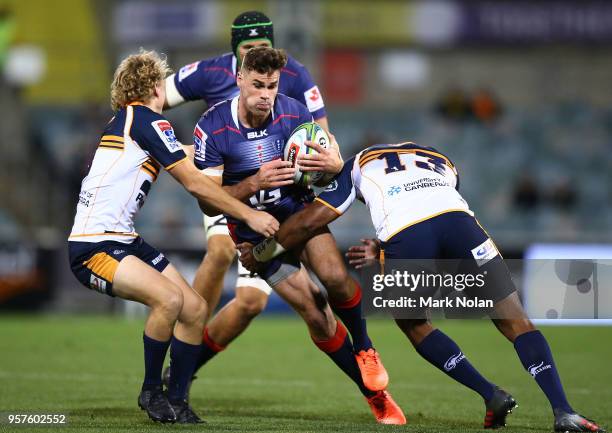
[304,85,325,113]
[151,120,181,153]
[178,61,199,82]
[193,124,207,160]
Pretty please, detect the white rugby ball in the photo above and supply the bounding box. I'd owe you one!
[283,122,330,186]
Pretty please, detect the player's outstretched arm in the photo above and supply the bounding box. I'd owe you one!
[169,159,279,237]
[238,200,339,271]
[223,159,296,201]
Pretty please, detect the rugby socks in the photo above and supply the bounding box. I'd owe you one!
[312,321,375,397]
[167,337,201,402]
[513,330,573,413]
[193,327,226,373]
[416,329,496,401]
[142,333,171,388]
[330,282,373,352]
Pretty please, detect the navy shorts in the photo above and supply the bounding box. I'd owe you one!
[68,237,169,297]
[380,211,516,307]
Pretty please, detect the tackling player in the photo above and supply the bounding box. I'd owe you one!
[238,142,605,433]
[163,11,387,402]
[67,50,278,424]
[192,46,405,425]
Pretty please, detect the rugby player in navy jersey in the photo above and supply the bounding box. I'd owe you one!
[238,142,606,433]
[163,11,389,403]
[163,11,331,338]
[191,46,405,425]
[67,50,278,424]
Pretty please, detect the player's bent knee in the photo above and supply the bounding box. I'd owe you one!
[180,296,208,328]
[157,288,184,320]
[235,291,268,318]
[204,236,236,268]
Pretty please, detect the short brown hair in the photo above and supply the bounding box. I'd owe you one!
[241,46,287,75]
[110,49,171,112]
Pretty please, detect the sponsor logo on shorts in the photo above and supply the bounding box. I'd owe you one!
[471,238,498,266]
[112,249,125,256]
[444,352,466,371]
[151,120,181,153]
[152,253,164,266]
[89,275,107,294]
[178,61,199,81]
[528,361,552,378]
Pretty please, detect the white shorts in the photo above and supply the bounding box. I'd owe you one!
[203,214,272,295]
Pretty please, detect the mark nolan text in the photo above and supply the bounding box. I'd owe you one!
[373,296,494,309]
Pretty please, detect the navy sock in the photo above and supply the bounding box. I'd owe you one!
[142,333,170,388]
[416,329,495,401]
[312,322,375,397]
[193,328,224,374]
[514,330,573,413]
[330,283,373,352]
[167,337,202,402]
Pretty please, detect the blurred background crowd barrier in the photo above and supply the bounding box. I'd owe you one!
[0,0,610,314]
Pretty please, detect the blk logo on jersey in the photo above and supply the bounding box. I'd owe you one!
[152,120,181,153]
[247,129,268,140]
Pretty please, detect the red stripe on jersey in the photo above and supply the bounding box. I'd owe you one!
[272,114,299,125]
[204,66,235,79]
[281,68,298,77]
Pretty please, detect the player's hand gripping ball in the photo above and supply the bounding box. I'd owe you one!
[283,122,331,186]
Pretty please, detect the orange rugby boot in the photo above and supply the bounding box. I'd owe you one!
[366,390,407,425]
[355,348,389,391]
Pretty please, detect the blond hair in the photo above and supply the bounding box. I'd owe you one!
[110,49,171,112]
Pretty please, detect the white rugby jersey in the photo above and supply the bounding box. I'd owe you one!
[68,103,187,243]
[315,142,472,242]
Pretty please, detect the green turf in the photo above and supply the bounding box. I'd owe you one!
[0,315,610,432]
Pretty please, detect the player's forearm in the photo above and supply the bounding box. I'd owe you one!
[253,207,331,262]
[186,177,251,222]
[222,176,258,202]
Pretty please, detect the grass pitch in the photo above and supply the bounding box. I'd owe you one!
[0,315,610,433]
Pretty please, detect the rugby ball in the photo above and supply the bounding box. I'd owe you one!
[283,122,331,186]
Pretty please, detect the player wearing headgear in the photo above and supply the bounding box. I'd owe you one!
[67,50,278,424]
[163,11,387,403]
[191,46,406,425]
[238,142,606,433]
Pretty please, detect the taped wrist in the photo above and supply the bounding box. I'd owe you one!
[253,237,286,262]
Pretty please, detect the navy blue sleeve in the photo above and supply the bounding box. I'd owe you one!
[315,157,356,215]
[131,110,186,170]
[173,59,213,102]
[285,57,326,120]
[193,111,224,170]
